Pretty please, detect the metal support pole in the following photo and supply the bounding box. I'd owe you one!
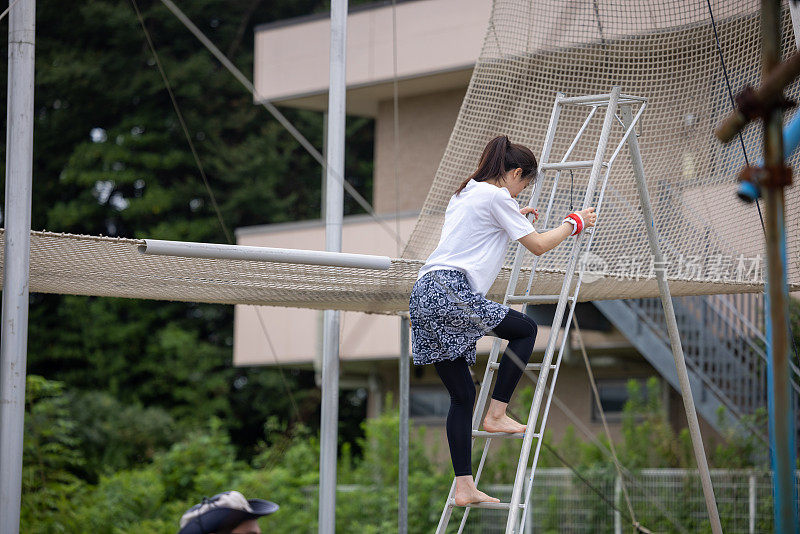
[761,2,799,532]
[319,0,347,532]
[0,1,35,532]
[398,315,410,534]
[749,473,756,534]
[316,112,329,386]
[321,112,328,220]
[621,105,723,534]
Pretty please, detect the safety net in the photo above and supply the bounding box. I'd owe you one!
[5,0,799,313]
[402,0,800,304]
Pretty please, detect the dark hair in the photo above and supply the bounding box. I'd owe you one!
[455,135,538,195]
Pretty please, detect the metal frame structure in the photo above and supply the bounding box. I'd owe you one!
[435,88,722,534]
[2,0,794,531]
[319,1,348,532]
[0,1,35,533]
[761,2,799,531]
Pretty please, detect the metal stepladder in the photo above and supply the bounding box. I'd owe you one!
[435,86,648,534]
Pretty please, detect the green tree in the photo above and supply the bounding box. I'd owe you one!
[2,0,375,459]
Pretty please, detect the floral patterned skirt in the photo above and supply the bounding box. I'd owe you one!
[408,268,510,366]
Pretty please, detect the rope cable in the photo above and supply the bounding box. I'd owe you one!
[129,0,232,244]
[572,314,638,526]
[0,0,22,23]
[506,406,652,534]
[157,0,407,252]
[704,0,800,376]
[129,0,302,427]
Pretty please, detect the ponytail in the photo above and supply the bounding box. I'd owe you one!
[455,135,538,195]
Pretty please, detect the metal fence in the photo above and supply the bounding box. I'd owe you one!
[462,468,797,534]
[303,469,798,533]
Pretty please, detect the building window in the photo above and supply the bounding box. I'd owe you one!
[410,387,451,421]
[591,378,651,422]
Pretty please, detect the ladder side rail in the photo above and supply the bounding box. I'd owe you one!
[504,86,623,534]
[470,90,565,432]
[435,478,457,534]
[470,160,551,431]
[470,89,562,437]
[520,286,582,528]
[562,106,599,161]
[521,105,604,298]
[498,93,564,314]
[519,156,617,527]
[436,92,566,534]
[506,94,567,300]
[506,244,581,533]
[472,338,505,429]
[620,104,722,534]
[459,163,560,529]
[456,437,495,534]
[604,103,647,169]
[518,169,563,291]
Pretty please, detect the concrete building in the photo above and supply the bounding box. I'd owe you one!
[235,0,742,453]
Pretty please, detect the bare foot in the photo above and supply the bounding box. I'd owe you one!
[453,487,500,507]
[483,412,526,434]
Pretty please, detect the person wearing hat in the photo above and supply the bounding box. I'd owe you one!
[178,490,279,534]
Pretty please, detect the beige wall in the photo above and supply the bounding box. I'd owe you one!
[234,213,418,366]
[253,0,489,114]
[374,88,465,213]
[374,348,722,469]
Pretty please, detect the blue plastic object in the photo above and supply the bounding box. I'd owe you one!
[737,112,800,202]
[737,179,761,202]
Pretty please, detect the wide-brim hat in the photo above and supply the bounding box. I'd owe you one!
[178,491,279,534]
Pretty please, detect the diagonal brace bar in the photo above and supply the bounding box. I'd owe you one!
[621,104,723,534]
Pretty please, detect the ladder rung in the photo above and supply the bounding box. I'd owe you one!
[489,362,556,371]
[540,160,607,171]
[457,500,525,510]
[506,294,575,304]
[472,430,535,439]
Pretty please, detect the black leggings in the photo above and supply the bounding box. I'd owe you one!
[433,308,538,476]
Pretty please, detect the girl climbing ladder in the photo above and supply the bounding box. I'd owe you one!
[408,134,596,506]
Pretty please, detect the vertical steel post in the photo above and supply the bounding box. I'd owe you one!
[749,473,756,534]
[614,475,622,534]
[0,1,35,533]
[315,112,329,387]
[319,0,347,532]
[398,315,410,534]
[621,105,723,534]
[761,2,799,532]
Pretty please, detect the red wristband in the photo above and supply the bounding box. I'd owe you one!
[563,212,584,236]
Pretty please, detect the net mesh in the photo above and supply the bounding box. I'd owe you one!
[5,0,799,313]
[4,230,764,313]
[401,0,800,301]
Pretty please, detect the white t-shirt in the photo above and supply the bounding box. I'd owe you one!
[416,178,535,296]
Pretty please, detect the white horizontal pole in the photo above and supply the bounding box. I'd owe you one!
[139,239,392,270]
